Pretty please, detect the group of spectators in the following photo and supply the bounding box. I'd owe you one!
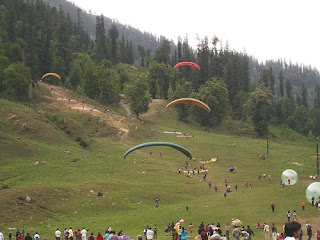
[54,228,121,240]
[163,220,320,240]
[0,229,39,240]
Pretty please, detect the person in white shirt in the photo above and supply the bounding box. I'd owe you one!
[284,221,302,240]
[69,228,74,240]
[81,228,87,240]
[264,223,270,240]
[55,229,61,240]
[34,233,39,240]
[0,229,4,240]
[146,228,154,240]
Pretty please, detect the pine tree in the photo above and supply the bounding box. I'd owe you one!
[285,79,293,98]
[108,24,119,65]
[138,44,146,67]
[126,40,134,64]
[301,82,308,109]
[279,70,284,98]
[314,85,320,109]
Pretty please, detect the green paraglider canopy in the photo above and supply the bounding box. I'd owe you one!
[124,142,192,160]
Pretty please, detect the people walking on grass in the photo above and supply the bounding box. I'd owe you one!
[301,201,305,211]
[286,211,291,222]
[271,202,275,212]
[293,210,297,221]
[225,223,230,240]
[307,224,312,240]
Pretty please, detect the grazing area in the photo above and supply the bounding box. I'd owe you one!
[0,84,319,239]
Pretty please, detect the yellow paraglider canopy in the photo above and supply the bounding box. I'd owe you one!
[41,73,61,80]
[166,98,211,113]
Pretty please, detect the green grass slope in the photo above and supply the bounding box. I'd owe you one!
[0,85,319,239]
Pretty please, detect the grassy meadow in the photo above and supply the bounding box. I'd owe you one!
[0,85,319,240]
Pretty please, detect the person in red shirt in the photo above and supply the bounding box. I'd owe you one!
[301,201,305,211]
[96,233,103,240]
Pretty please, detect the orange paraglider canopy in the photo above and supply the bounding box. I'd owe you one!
[41,73,61,80]
[166,98,211,113]
[174,62,200,70]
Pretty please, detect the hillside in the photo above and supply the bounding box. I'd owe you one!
[0,84,319,239]
[44,0,166,60]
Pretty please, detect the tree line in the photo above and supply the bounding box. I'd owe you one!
[1,0,320,138]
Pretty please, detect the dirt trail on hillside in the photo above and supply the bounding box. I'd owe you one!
[38,82,130,140]
[141,99,167,117]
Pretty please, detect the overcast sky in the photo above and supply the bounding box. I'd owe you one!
[70,0,320,71]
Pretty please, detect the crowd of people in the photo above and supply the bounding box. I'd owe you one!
[0,220,319,240]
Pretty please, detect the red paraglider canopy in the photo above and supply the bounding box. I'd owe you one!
[174,62,200,70]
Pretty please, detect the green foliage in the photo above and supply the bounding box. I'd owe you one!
[96,64,120,104]
[148,61,173,99]
[172,81,193,121]
[154,38,171,64]
[288,105,313,136]
[244,83,274,136]
[124,74,151,120]
[108,24,119,65]
[3,62,32,99]
[0,54,10,90]
[191,77,230,129]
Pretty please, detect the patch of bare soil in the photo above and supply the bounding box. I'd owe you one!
[38,82,130,140]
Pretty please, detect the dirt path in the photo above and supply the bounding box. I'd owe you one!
[38,82,130,140]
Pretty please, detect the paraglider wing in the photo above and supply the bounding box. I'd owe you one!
[174,62,200,70]
[166,98,211,113]
[124,142,192,160]
[41,73,62,80]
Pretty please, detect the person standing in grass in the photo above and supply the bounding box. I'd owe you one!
[181,228,187,240]
[284,221,302,240]
[286,211,291,222]
[307,225,312,240]
[25,233,32,240]
[225,223,230,240]
[172,229,178,240]
[189,223,194,238]
[271,202,275,212]
[81,228,87,240]
[96,233,103,240]
[292,211,297,221]
[153,225,157,240]
[246,226,254,240]
[264,223,270,240]
[69,228,74,240]
[271,224,277,240]
[301,201,305,211]
[146,228,154,240]
[0,230,4,240]
[55,229,61,240]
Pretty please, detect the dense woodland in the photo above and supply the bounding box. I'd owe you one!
[1,0,320,138]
